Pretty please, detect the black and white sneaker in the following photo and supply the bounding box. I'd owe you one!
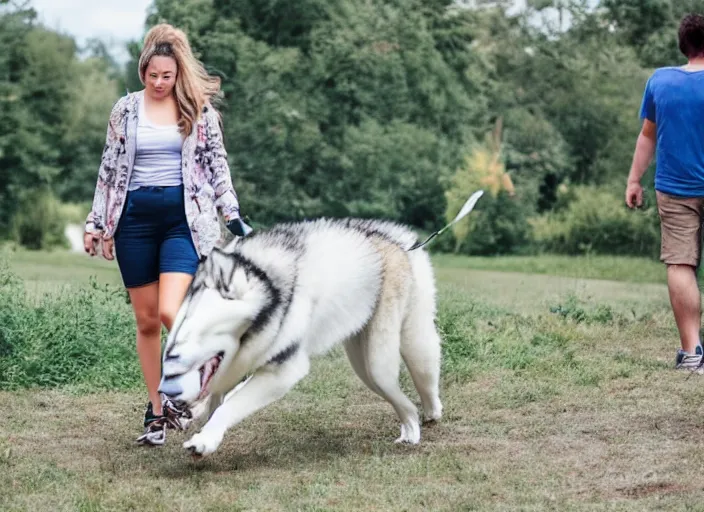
[136,402,167,446]
[163,398,190,431]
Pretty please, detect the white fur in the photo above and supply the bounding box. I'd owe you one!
[159,218,443,457]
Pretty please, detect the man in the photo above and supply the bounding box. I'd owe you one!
[626,13,704,371]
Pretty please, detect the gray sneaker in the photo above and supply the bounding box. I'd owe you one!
[676,345,703,371]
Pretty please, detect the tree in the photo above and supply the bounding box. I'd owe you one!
[0,1,121,247]
[144,0,496,228]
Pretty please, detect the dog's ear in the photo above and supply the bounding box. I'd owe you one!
[206,247,237,295]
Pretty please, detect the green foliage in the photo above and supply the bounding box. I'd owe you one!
[549,294,618,325]
[530,185,661,257]
[0,257,139,391]
[602,0,685,68]
[459,190,534,256]
[444,119,533,256]
[145,0,490,229]
[0,2,120,244]
[11,188,69,250]
[57,57,120,202]
[500,107,573,212]
[0,0,695,258]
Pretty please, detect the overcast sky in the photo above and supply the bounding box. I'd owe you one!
[30,0,152,62]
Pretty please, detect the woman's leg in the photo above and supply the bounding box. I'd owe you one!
[127,282,163,415]
[158,185,200,331]
[158,272,195,331]
[113,187,165,437]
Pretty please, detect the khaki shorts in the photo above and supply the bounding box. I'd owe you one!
[656,191,704,267]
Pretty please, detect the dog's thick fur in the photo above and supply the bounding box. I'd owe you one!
[159,218,443,457]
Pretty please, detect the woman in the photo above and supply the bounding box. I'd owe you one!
[83,23,250,446]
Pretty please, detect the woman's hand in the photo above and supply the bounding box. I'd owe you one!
[84,232,114,260]
[84,232,100,256]
[226,218,253,237]
[102,238,115,260]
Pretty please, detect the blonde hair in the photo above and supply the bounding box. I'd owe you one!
[138,23,222,135]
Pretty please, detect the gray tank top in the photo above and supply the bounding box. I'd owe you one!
[128,98,184,191]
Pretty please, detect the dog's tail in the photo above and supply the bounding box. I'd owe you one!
[407,189,485,251]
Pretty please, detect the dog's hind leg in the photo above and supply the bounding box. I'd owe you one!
[400,313,443,423]
[401,255,443,423]
[183,348,310,457]
[362,311,422,445]
[344,336,381,395]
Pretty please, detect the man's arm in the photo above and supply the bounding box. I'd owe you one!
[628,119,656,184]
[625,119,656,208]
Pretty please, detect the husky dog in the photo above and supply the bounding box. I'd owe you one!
[158,218,445,457]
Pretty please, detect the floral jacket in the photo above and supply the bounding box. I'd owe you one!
[85,90,241,257]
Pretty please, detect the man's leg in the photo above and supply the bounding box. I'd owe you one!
[656,191,704,368]
[667,264,701,354]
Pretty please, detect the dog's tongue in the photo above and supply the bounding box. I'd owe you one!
[201,359,215,386]
[198,357,219,399]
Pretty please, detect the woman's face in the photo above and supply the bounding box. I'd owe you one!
[144,55,178,99]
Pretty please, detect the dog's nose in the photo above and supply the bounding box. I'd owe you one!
[158,378,183,398]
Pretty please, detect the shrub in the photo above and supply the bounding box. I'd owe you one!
[11,188,70,250]
[459,190,533,256]
[0,255,141,391]
[530,185,660,257]
[444,119,533,255]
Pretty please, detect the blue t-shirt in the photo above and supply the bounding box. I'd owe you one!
[640,67,704,197]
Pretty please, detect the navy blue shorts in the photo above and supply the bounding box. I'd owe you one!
[114,185,199,288]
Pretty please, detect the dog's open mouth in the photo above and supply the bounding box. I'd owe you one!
[198,351,224,399]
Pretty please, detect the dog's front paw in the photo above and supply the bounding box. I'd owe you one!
[183,431,223,457]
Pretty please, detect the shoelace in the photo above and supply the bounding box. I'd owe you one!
[137,417,167,445]
[162,400,190,430]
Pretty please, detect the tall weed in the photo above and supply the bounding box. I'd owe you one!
[0,256,141,391]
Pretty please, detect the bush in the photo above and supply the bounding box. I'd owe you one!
[0,255,141,391]
[530,185,660,257]
[57,200,91,225]
[457,190,534,256]
[11,189,70,250]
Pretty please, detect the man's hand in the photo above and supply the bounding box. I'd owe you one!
[625,119,656,209]
[625,181,644,209]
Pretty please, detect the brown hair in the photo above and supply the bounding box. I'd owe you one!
[679,14,704,58]
[138,23,222,135]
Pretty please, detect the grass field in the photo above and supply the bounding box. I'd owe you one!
[3,249,704,511]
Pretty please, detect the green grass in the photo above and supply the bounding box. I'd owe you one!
[431,253,667,284]
[1,246,123,297]
[0,254,137,391]
[4,249,704,510]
